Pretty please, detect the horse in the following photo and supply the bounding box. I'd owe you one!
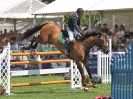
[20,21,109,90]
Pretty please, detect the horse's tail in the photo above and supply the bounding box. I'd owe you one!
[21,23,47,40]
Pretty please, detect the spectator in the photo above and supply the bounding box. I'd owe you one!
[113,24,119,34]
[116,24,125,39]
[115,24,126,51]
[95,23,102,33]
[9,30,14,37]
[3,29,8,37]
[102,23,109,32]
[112,24,119,51]
[126,32,133,46]
[0,30,3,36]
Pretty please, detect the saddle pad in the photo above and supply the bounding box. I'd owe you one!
[58,32,65,43]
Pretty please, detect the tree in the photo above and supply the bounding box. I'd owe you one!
[64,13,102,30]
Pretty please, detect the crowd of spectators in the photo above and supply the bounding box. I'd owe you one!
[1,23,133,52]
[0,29,17,47]
[1,23,133,71]
[94,23,133,52]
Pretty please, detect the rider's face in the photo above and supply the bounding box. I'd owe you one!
[78,11,84,17]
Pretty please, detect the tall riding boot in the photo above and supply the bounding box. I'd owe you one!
[64,40,70,54]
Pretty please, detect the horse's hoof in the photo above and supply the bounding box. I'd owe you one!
[93,85,98,88]
[83,87,89,91]
[86,81,98,88]
[82,86,92,91]
[86,84,94,88]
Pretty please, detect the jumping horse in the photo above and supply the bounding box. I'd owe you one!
[20,21,109,90]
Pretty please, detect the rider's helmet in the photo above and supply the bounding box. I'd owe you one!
[76,8,84,15]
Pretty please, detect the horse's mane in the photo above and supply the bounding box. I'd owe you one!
[81,31,99,40]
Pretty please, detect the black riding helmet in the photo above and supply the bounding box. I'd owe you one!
[76,8,84,14]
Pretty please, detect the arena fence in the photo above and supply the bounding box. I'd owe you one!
[111,41,133,99]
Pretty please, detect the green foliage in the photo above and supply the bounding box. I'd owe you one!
[81,13,102,28]
[64,13,101,29]
[81,15,90,27]
[64,15,69,27]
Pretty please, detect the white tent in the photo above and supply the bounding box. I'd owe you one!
[0,0,46,18]
[0,0,46,31]
[34,0,104,15]
[34,0,133,31]
[86,0,133,31]
[0,0,24,13]
[0,0,65,32]
[89,0,133,11]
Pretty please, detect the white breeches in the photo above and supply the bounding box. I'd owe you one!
[68,31,74,41]
[67,28,81,41]
[67,28,74,41]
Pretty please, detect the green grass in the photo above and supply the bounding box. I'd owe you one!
[1,75,111,99]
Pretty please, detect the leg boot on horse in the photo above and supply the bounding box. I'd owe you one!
[83,60,97,88]
[76,61,94,91]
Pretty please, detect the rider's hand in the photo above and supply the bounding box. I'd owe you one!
[75,35,81,40]
[80,31,85,36]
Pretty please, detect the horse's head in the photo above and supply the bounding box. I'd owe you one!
[80,31,109,54]
[97,38,109,54]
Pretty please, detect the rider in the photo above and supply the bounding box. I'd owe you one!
[67,8,84,40]
[64,8,84,54]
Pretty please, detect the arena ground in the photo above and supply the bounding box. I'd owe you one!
[1,75,111,99]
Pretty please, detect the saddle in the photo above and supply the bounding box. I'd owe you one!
[62,28,83,41]
[59,29,83,54]
[62,29,84,54]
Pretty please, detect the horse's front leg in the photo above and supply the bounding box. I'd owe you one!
[75,61,88,88]
[83,59,97,88]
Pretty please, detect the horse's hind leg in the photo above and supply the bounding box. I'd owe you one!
[38,34,48,44]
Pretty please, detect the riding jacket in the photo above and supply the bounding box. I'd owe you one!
[67,13,82,34]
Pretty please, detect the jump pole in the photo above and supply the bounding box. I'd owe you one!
[11,80,71,87]
[11,51,62,56]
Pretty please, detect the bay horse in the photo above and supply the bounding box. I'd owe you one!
[20,21,109,90]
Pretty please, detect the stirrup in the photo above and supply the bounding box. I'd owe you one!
[64,50,68,54]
